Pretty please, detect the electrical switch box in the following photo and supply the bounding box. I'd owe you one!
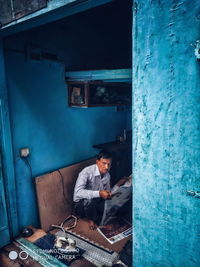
[20,148,30,158]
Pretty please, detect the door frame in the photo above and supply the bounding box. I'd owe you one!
[0,39,19,241]
[0,0,127,244]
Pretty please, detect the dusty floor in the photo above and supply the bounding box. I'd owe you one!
[0,219,131,267]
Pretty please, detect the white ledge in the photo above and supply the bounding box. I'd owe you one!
[65,68,132,82]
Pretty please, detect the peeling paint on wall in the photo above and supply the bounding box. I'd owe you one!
[133,0,200,266]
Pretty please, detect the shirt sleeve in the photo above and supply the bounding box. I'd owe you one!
[104,173,111,192]
[73,169,100,201]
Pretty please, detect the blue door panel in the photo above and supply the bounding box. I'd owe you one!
[132,1,200,266]
[0,156,10,247]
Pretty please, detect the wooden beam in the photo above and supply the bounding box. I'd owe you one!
[65,68,132,82]
[0,0,113,37]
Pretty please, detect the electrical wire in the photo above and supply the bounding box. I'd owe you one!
[22,157,33,178]
[57,169,73,213]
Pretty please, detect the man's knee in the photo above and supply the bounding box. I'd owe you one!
[74,198,105,223]
[74,199,86,217]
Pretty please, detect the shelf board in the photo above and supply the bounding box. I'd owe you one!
[65,68,132,82]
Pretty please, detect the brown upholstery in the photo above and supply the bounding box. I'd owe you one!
[35,157,96,231]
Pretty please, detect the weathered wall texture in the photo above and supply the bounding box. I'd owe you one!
[3,1,132,229]
[133,0,200,266]
[5,52,127,228]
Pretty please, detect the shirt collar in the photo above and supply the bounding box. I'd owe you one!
[95,164,108,178]
[95,164,101,176]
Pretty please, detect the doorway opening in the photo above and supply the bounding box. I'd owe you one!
[3,0,133,265]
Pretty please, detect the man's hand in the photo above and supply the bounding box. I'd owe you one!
[99,190,111,199]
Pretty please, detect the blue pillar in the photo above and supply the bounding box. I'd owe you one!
[0,39,19,240]
[132,0,200,266]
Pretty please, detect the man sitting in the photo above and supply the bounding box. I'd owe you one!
[73,150,131,229]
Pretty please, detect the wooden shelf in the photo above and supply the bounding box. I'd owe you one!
[65,68,132,83]
[66,70,132,107]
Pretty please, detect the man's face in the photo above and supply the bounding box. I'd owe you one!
[96,157,112,175]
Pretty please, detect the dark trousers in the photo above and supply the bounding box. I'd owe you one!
[74,198,105,225]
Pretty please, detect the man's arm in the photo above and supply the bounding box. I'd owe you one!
[73,171,99,201]
[74,170,112,201]
[99,190,111,199]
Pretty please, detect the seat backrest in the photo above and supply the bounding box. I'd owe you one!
[35,157,96,231]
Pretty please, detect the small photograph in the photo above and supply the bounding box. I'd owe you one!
[71,85,84,104]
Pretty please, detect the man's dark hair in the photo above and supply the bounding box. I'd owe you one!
[96,150,112,160]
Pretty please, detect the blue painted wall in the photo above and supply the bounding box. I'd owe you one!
[0,40,19,242]
[5,51,127,228]
[133,0,200,266]
[3,0,132,230]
